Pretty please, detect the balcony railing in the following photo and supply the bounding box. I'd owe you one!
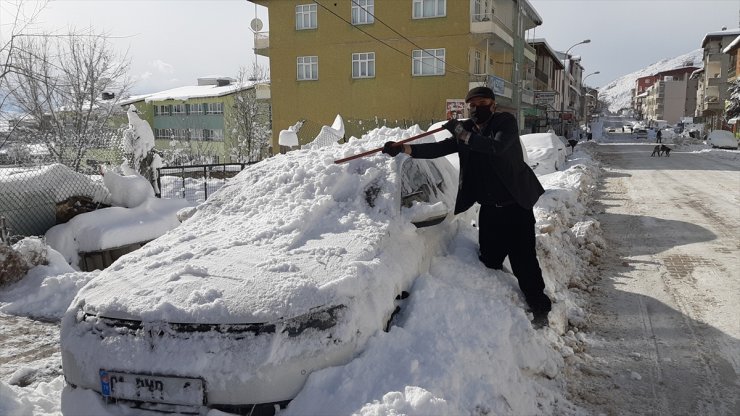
[470,14,514,47]
[254,32,269,57]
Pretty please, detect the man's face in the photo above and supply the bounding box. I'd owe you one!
[467,97,495,112]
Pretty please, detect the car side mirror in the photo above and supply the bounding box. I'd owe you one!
[403,201,449,228]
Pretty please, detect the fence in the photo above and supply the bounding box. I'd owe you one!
[157,163,252,203]
[0,164,110,243]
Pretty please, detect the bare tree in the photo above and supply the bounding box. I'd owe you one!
[226,64,271,163]
[7,26,131,171]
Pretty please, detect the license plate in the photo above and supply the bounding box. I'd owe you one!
[99,369,205,406]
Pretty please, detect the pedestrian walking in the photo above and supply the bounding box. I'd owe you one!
[381,86,552,326]
[656,129,662,143]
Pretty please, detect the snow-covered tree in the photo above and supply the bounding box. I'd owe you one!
[725,79,740,120]
[121,105,161,192]
[7,26,131,172]
[226,65,271,163]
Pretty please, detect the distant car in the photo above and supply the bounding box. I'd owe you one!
[520,132,567,175]
[607,127,616,133]
[634,128,648,139]
[60,133,460,414]
[707,130,739,149]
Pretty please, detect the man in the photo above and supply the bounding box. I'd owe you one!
[381,86,552,325]
[656,128,662,143]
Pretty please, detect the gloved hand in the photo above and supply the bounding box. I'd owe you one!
[443,119,464,137]
[461,119,476,131]
[382,141,402,157]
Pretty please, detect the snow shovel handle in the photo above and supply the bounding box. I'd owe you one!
[333,127,446,164]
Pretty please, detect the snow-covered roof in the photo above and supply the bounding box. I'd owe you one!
[690,68,704,79]
[119,81,265,105]
[722,35,740,54]
[701,28,740,48]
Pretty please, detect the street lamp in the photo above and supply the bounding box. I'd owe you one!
[583,71,600,84]
[560,39,590,136]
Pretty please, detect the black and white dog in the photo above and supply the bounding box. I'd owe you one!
[650,144,671,157]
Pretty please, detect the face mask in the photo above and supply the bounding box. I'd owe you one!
[470,105,492,123]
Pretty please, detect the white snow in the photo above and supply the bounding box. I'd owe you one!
[3,122,734,415]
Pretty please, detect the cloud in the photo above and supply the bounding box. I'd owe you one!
[150,60,174,74]
[139,71,152,80]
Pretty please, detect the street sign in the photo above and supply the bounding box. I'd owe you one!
[534,91,557,106]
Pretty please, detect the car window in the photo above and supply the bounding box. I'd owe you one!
[400,159,440,208]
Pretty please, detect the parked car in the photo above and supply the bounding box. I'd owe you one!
[60,133,460,414]
[634,128,648,139]
[520,132,567,176]
[707,130,739,149]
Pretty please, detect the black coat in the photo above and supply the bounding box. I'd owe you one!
[410,112,544,214]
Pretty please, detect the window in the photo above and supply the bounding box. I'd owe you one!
[352,52,376,78]
[297,56,319,80]
[206,102,223,115]
[172,104,185,115]
[204,129,224,141]
[412,0,445,19]
[188,103,204,115]
[474,50,482,74]
[352,0,374,24]
[157,105,170,116]
[412,48,445,76]
[190,129,204,141]
[296,4,317,30]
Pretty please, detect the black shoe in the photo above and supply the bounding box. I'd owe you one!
[531,309,549,329]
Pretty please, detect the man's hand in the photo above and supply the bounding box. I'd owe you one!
[443,118,472,143]
[382,141,403,157]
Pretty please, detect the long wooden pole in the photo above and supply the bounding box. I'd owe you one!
[333,127,446,164]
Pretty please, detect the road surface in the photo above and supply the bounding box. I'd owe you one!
[567,142,740,415]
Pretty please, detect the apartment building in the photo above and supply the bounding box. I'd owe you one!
[251,0,542,151]
[639,67,698,125]
[120,77,271,162]
[695,28,740,130]
[528,38,563,132]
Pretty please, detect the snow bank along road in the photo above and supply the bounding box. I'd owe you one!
[568,143,740,415]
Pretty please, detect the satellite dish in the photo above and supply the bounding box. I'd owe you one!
[250,18,263,32]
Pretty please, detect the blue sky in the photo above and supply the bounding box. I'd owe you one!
[3,0,738,94]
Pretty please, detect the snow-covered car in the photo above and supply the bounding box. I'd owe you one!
[60,130,460,414]
[520,132,567,175]
[707,130,739,149]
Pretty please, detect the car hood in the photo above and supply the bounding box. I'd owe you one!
[72,138,428,325]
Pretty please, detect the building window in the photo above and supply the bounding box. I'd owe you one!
[474,50,482,74]
[204,129,224,141]
[188,103,204,115]
[172,104,185,115]
[158,105,170,116]
[206,102,223,115]
[296,4,317,30]
[297,56,319,80]
[412,48,445,76]
[412,0,445,19]
[352,52,376,78]
[352,0,374,24]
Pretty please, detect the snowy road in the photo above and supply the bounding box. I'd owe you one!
[568,143,740,415]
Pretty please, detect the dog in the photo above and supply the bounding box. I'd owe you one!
[650,144,671,157]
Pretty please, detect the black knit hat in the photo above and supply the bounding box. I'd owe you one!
[465,86,495,102]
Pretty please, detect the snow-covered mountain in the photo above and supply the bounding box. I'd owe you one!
[598,49,703,113]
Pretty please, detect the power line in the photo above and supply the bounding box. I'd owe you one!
[312,0,471,77]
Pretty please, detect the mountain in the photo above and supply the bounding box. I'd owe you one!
[598,49,704,113]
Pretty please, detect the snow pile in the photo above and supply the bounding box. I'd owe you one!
[0,164,110,204]
[1,124,607,415]
[599,49,703,113]
[102,168,154,208]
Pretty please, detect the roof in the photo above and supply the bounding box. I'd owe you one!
[529,38,565,69]
[119,81,265,106]
[701,28,740,48]
[722,35,740,53]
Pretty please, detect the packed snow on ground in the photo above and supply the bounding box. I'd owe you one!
[0,124,606,416]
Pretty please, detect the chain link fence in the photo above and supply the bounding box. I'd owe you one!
[0,164,111,244]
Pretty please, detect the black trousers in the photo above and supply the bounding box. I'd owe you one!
[478,203,551,312]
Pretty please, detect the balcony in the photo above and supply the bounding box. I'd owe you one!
[470,14,514,47]
[521,89,534,105]
[254,32,269,57]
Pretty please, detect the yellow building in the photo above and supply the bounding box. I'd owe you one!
[252,0,542,151]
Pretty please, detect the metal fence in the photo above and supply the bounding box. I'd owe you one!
[156,163,253,203]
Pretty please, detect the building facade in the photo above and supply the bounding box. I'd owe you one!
[696,28,740,130]
[120,77,271,163]
[640,67,699,125]
[528,39,564,133]
[252,0,543,151]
